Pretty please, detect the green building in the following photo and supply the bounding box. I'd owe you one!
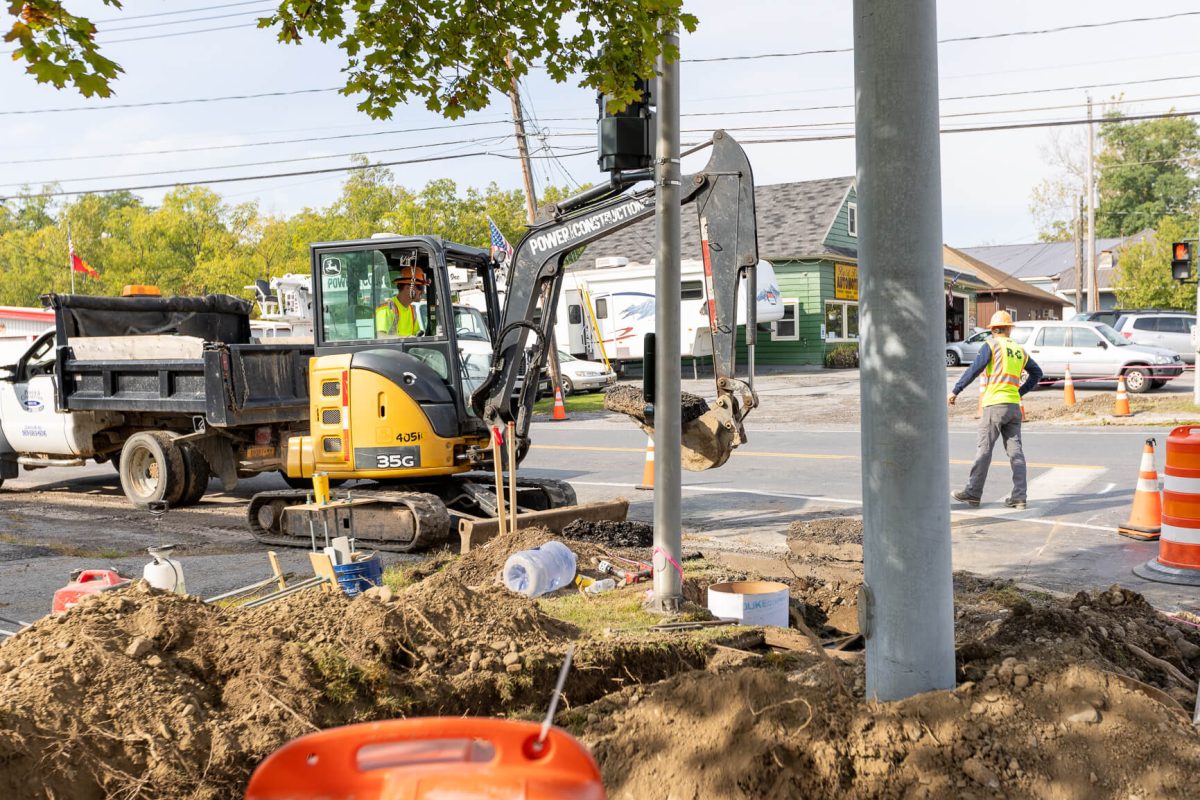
[580,177,983,368]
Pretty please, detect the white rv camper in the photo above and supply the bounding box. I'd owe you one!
[554,258,784,364]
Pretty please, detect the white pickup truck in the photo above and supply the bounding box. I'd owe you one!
[0,293,312,507]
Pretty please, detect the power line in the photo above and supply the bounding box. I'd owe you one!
[94,1,271,24]
[0,148,594,202]
[102,21,260,44]
[99,6,276,33]
[0,87,342,116]
[0,119,512,165]
[683,10,1200,63]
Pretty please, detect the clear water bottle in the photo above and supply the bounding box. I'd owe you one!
[583,578,616,595]
[502,540,577,598]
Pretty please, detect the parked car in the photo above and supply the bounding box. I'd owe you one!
[1008,320,1183,393]
[1112,312,1197,364]
[945,328,990,367]
[1072,308,1189,328]
[553,350,617,394]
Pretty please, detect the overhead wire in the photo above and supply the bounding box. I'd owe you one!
[94,1,271,24]
[98,6,276,33]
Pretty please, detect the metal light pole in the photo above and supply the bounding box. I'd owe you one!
[853,0,956,700]
[1194,211,1200,405]
[651,25,683,613]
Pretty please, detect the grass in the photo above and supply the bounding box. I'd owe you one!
[538,588,660,636]
[532,391,609,415]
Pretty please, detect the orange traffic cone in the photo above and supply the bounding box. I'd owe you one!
[636,435,655,490]
[1063,365,1077,407]
[1118,438,1162,540]
[551,385,569,421]
[1113,376,1132,417]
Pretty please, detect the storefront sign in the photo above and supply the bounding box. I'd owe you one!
[835,263,858,300]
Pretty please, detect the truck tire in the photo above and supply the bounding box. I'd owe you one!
[120,432,186,508]
[176,444,211,507]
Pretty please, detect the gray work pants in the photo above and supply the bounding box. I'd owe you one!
[963,403,1026,501]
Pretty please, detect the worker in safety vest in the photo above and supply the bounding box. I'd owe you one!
[947,310,1043,509]
[375,265,428,337]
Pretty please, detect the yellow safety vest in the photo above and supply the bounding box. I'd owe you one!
[375,298,419,337]
[982,337,1027,407]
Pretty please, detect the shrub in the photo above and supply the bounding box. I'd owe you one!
[824,344,859,369]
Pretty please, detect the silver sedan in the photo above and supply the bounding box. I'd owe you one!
[946,328,990,367]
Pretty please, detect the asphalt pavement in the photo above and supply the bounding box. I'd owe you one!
[0,368,1196,627]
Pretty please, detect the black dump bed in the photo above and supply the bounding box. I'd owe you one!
[45,293,312,427]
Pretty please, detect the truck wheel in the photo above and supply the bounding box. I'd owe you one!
[176,444,211,507]
[120,432,186,508]
[1123,367,1151,394]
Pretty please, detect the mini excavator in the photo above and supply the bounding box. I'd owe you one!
[247,130,759,552]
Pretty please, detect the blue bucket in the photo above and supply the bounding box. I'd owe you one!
[332,554,383,597]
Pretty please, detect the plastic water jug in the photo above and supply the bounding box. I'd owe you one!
[143,547,187,594]
[502,541,577,598]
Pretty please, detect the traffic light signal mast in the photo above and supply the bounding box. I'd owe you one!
[1173,236,1200,404]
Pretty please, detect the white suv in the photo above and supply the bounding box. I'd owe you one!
[1008,321,1182,393]
[1112,312,1196,364]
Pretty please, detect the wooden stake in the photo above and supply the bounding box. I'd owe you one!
[492,427,508,538]
[507,421,518,533]
[267,551,286,591]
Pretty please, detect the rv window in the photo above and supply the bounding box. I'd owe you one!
[568,305,583,325]
[681,280,704,300]
[595,298,608,319]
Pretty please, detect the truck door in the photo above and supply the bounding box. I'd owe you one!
[563,289,587,356]
[0,332,80,455]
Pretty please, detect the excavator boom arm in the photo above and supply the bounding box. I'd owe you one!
[471,130,758,455]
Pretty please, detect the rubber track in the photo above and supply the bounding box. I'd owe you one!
[246,488,451,553]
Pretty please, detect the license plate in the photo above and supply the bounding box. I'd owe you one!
[246,445,276,460]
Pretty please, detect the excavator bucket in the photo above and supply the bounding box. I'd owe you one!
[603,385,743,471]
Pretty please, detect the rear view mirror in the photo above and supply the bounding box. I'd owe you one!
[0,364,15,380]
[1096,341,1107,348]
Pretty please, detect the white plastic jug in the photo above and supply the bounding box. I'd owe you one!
[143,550,187,594]
[502,540,577,598]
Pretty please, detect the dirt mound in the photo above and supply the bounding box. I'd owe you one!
[788,515,863,546]
[578,661,1200,799]
[561,519,654,548]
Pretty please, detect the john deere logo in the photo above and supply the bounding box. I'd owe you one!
[322,258,342,276]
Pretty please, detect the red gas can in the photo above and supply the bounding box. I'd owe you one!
[52,569,130,614]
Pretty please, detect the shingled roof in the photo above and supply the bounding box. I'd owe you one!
[577,177,855,267]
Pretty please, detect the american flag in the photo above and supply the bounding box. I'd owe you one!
[488,217,515,263]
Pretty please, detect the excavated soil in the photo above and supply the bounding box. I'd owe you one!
[788,515,864,546]
[603,384,710,425]
[562,519,654,548]
[5,520,1200,799]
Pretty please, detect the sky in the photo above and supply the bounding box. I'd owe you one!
[3,1,1200,248]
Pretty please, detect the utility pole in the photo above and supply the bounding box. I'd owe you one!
[651,24,683,613]
[1074,195,1083,314]
[1086,95,1098,313]
[505,53,564,398]
[1194,208,1200,405]
[853,0,956,700]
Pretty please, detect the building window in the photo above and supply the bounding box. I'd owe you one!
[1006,307,1017,321]
[847,203,857,237]
[771,299,799,341]
[825,300,859,341]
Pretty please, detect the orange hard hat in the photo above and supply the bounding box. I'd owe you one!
[391,265,429,286]
[988,310,1014,329]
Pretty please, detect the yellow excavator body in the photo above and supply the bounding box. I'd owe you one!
[285,353,488,481]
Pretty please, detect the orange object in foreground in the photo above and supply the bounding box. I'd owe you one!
[1135,425,1200,585]
[244,717,606,800]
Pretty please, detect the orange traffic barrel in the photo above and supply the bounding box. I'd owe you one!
[1134,425,1200,585]
[244,717,606,800]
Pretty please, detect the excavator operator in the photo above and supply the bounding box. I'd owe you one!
[375,265,429,337]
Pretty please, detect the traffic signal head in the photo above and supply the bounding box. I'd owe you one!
[1172,241,1192,282]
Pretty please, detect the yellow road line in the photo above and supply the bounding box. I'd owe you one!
[530,444,1104,471]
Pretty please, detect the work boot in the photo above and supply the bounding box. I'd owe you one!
[1003,496,1027,510]
[951,490,980,507]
